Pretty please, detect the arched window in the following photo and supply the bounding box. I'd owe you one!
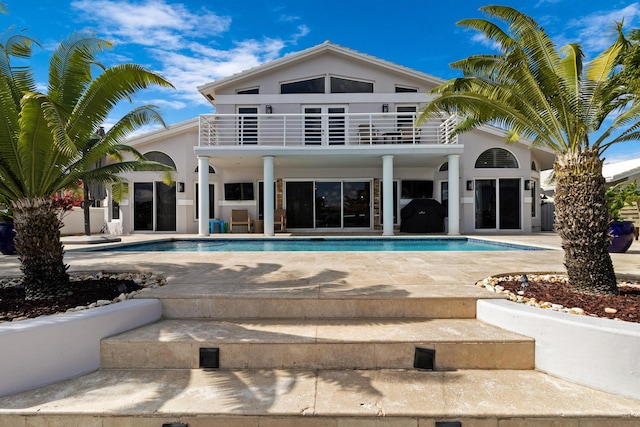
[144,151,176,169]
[475,148,519,168]
[439,162,448,172]
[194,165,216,173]
[531,161,538,171]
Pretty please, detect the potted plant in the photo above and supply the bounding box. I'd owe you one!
[605,181,640,253]
[0,203,16,255]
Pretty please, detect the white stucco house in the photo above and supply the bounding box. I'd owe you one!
[106,41,556,236]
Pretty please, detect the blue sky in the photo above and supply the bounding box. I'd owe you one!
[1,0,640,162]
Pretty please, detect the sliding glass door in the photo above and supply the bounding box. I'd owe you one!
[133,181,176,232]
[474,178,520,230]
[285,180,371,229]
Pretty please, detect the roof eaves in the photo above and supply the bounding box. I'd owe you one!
[197,41,446,94]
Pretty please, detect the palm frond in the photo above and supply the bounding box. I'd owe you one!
[48,33,112,110]
[67,64,173,142]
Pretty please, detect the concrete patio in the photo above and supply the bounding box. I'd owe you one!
[1,232,639,426]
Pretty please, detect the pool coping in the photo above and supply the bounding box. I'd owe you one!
[67,235,549,252]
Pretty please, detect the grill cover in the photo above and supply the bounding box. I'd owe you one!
[400,198,447,233]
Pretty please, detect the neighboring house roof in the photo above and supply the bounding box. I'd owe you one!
[603,158,640,183]
[124,117,199,149]
[197,40,446,100]
[541,157,640,192]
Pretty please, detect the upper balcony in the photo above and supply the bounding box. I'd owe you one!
[198,112,458,147]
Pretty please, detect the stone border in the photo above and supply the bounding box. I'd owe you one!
[0,298,162,397]
[477,299,640,400]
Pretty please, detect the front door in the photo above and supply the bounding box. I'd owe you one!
[303,106,347,145]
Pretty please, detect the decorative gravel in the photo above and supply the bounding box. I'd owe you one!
[477,274,640,323]
[0,271,166,323]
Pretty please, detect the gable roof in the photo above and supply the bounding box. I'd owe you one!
[197,41,445,100]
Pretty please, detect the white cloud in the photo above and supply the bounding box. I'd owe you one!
[70,0,308,115]
[71,0,231,49]
[469,32,502,51]
[565,3,640,54]
[150,38,287,105]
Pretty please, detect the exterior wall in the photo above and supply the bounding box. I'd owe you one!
[215,52,437,96]
[60,207,105,235]
[113,45,555,235]
[457,131,539,234]
[110,125,201,234]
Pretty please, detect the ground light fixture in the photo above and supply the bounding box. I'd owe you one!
[162,423,188,427]
[413,347,435,370]
[435,422,462,427]
[199,347,220,369]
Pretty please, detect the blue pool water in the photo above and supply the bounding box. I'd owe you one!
[84,238,542,252]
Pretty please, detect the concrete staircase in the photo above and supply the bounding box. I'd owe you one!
[2,284,640,426]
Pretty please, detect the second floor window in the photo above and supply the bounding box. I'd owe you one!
[330,77,373,93]
[281,77,325,94]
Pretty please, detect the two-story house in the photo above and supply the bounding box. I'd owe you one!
[107,41,556,236]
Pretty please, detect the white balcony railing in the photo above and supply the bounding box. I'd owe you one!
[199,112,458,147]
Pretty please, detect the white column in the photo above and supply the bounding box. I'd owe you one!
[263,156,275,236]
[447,154,460,236]
[382,155,394,236]
[198,155,210,236]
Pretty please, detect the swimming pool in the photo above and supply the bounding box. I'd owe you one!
[81,238,543,252]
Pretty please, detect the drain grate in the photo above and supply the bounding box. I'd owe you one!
[199,347,220,369]
[414,347,435,370]
[435,422,461,427]
[162,423,188,427]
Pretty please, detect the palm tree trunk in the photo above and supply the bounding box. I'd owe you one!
[12,197,70,301]
[554,150,618,295]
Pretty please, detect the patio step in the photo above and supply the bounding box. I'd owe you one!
[2,369,640,426]
[143,283,503,319]
[100,318,534,370]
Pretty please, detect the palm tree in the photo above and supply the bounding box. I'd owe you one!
[0,31,175,301]
[418,6,640,296]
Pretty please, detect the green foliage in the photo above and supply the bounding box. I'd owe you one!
[417,5,640,158]
[0,31,176,207]
[606,180,640,221]
[0,30,175,300]
[416,5,640,295]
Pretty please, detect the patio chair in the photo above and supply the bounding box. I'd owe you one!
[274,208,287,232]
[399,123,421,144]
[358,124,379,144]
[230,209,251,233]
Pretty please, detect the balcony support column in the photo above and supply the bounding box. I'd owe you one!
[447,154,460,236]
[263,156,275,236]
[197,155,210,236]
[382,154,394,236]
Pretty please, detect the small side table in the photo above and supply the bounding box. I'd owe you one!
[209,219,225,233]
[253,219,264,234]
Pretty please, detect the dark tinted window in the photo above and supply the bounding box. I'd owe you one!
[330,77,373,93]
[475,148,519,168]
[237,87,259,94]
[395,86,418,92]
[144,151,176,168]
[225,183,254,200]
[401,180,433,199]
[281,77,325,94]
